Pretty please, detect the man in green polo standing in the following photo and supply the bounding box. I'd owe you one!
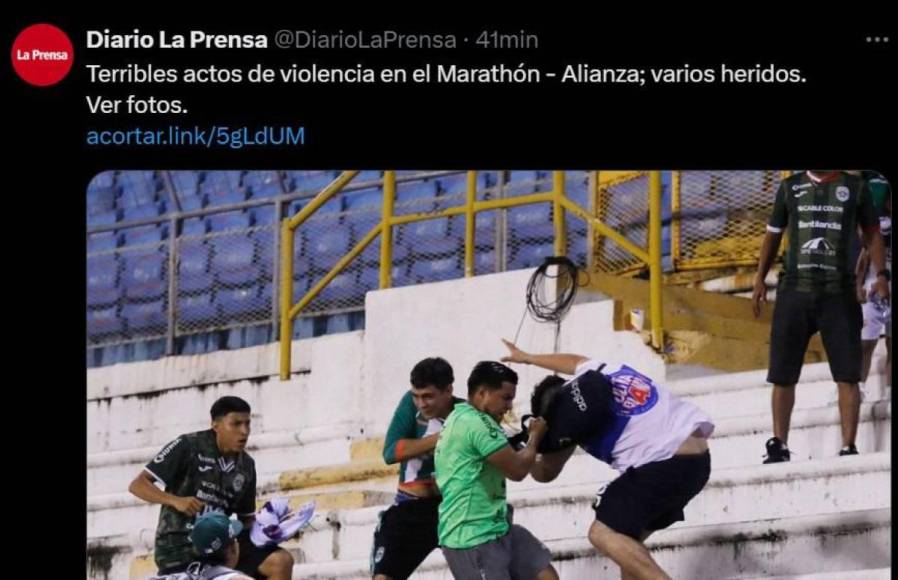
[435,361,558,580]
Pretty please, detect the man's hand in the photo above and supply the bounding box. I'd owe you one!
[527,417,548,444]
[169,496,205,516]
[751,276,768,319]
[870,276,891,302]
[857,283,868,304]
[501,339,530,364]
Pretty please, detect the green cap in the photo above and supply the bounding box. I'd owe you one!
[189,512,244,555]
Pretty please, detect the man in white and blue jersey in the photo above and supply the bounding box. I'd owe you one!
[501,339,714,580]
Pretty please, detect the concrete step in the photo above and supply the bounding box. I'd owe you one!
[87,400,891,540]
[743,569,891,579]
[291,508,891,579]
[318,454,890,565]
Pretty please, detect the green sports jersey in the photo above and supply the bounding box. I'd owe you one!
[768,171,878,293]
[382,391,464,493]
[434,403,509,549]
[144,430,256,572]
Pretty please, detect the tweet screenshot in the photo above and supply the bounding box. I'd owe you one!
[8,15,894,580]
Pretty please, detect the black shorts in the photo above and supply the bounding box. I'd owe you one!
[370,496,440,579]
[593,452,711,540]
[235,529,279,579]
[768,290,862,385]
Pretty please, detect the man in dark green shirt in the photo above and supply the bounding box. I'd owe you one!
[129,396,294,579]
[372,357,464,580]
[752,171,889,463]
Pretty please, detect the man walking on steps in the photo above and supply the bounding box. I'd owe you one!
[752,170,889,463]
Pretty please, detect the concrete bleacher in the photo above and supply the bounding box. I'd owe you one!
[86,269,891,579]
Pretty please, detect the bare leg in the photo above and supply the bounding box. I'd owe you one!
[536,564,560,580]
[588,521,670,580]
[860,340,877,382]
[837,382,861,447]
[772,384,796,443]
[621,531,655,580]
[257,548,294,580]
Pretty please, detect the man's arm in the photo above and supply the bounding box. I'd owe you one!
[383,392,436,464]
[856,244,870,303]
[486,417,548,482]
[862,228,890,301]
[530,446,577,483]
[752,231,784,318]
[500,339,588,375]
[128,471,204,516]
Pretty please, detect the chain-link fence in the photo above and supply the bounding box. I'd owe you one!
[674,170,784,269]
[593,172,651,274]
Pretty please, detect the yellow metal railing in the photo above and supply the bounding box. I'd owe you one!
[279,170,665,380]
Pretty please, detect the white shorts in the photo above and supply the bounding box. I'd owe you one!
[861,279,891,341]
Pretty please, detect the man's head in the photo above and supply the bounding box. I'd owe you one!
[531,375,567,418]
[467,361,518,422]
[189,511,243,568]
[410,357,456,419]
[210,396,251,455]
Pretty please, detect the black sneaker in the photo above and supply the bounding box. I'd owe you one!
[763,437,790,463]
[839,444,859,456]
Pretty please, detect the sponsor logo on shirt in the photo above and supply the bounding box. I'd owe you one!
[219,457,236,473]
[800,237,836,257]
[198,465,213,472]
[197,454,216,465]
[798,220,842,231]
[792,183,813,192]
[567,380,588,411]
[153,438,182,464]
[797,204,844,214]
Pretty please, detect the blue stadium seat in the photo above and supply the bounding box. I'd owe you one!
[288,195,343,218]
[123,300,166,332]
[122,225,166,247]
[508,203,554,242]
[248,182,283,200]
[208,211,252,232]
[437,173,467,196]
[203,171,246,207]
[87,232,119,253]
[87,186,119,215]
[324,313,352,334]
[123,202,165,222]
[344,187,382,212]
[88,171,116,190]
[178,194,206,212]
[308,228,352,270]
[118,173,159,210]
[395,181,438,212]
[88,210,120,228]
[287,171,334,193]
[244,171,283,191]
[317,270,359,303]
[410,256,462,283]
[181,217,207,237]
[169,171,201,197]
[87,255,120,306]
[565,174,589,209]
[251,206,280,227]
[178,241,214,294]
[292,316,315,339]
[87,305,124,336]
[122,251,166,300]
[508,240,555,269]
[506,170,550,196]
[401,218,459,257]
[218,285,262,319]
[474,248,496,274]
[178,292,217,324]
[353,170,382,184]
[358,263,413,290]
[212,237,261,286]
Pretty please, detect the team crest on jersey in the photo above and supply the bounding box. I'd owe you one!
[606,365,659,416]
[835,186,850,202]
[233,473,246,493]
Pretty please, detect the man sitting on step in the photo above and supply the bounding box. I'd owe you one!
[371,357,465,580]
[500,339,714,580]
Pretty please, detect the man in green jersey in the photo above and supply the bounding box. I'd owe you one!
[372,357,464,579]
[752,171,889,463]
[435,361,558,580]
[129,396,294,579]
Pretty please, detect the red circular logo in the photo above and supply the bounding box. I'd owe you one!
[11,24,74,87]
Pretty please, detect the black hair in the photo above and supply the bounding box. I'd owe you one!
[467,361,518,397]
[531,375,567,417]
[410,357,455,391]
[210,396,251,420]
